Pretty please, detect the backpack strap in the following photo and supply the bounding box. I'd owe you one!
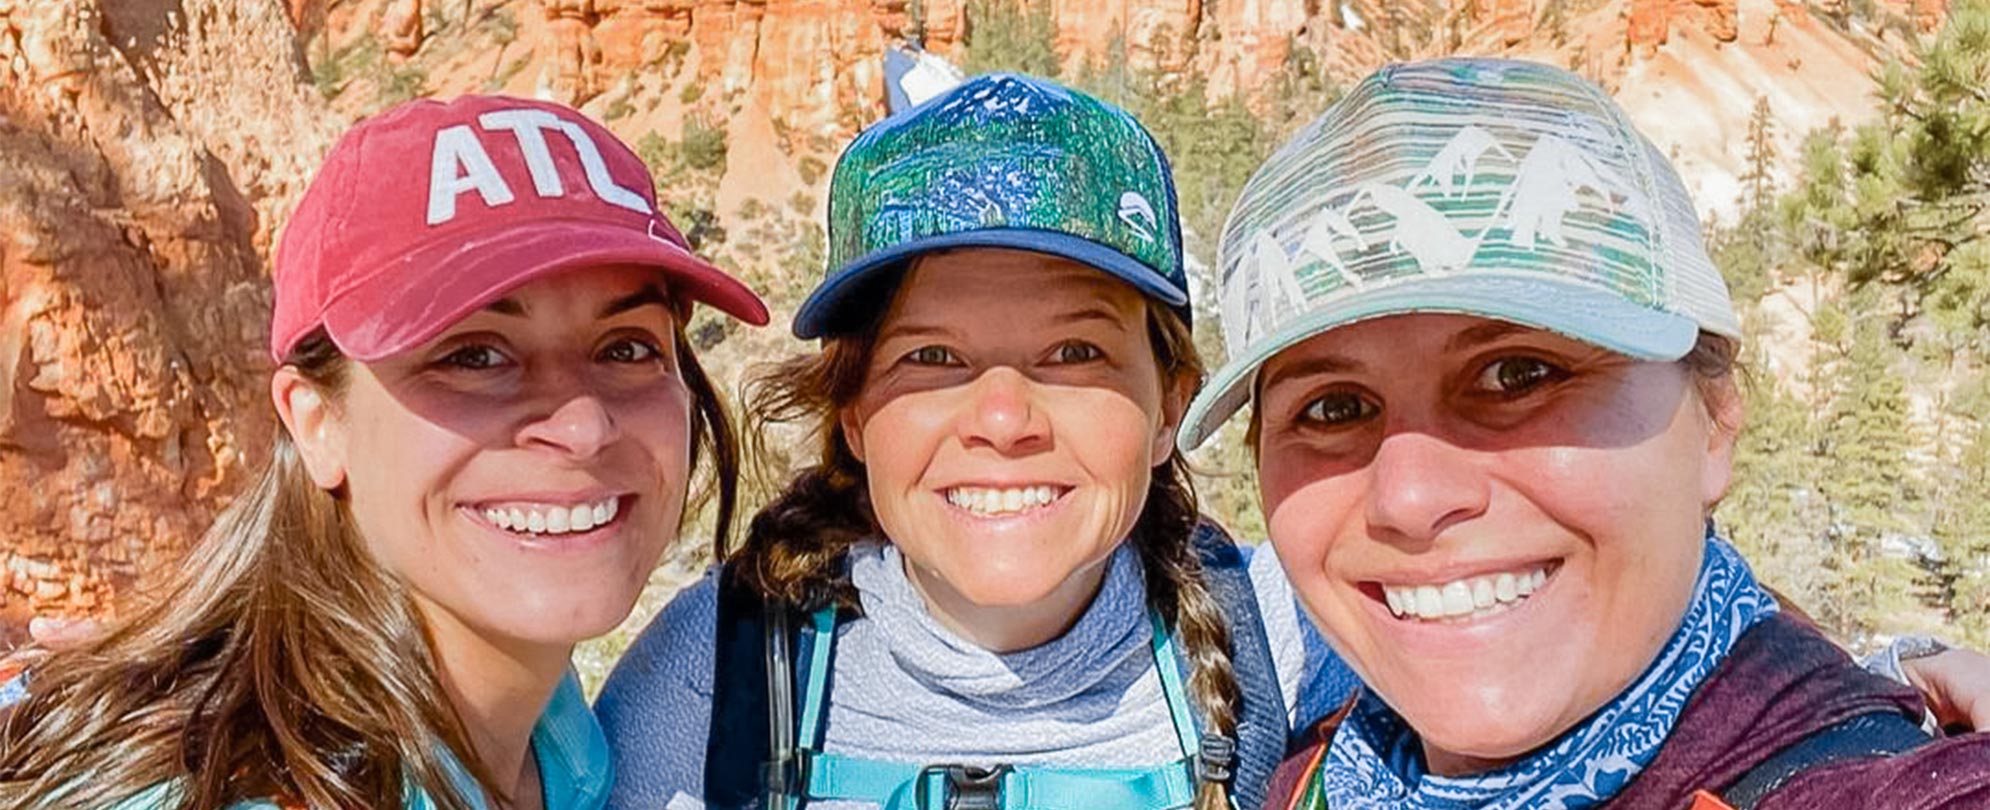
[794,604,1205,810]
[706,563,774,810]
[1186,521,1289,810]
[1720,710,1932,808]
[706,565,830,810]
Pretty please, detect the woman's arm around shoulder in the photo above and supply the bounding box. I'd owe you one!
[594,568,723,810]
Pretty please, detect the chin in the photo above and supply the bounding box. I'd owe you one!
[489,592,643,647]
[1384,676,1572,766]
[943,569,1067,608]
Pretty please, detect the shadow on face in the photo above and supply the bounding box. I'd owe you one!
[1252,313,1739,775]
[276,264,698,657]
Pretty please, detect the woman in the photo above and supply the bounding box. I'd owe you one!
[1174,58,1990,808]
[0,94,768,810]
[596,73,1351,810]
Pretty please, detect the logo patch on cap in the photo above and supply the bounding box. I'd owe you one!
[1118,191,1158,242]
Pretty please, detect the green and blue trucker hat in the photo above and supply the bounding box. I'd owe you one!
[794,72,1189,338]
[1178,58,1743,451]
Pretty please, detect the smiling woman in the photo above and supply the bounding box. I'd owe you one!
[0,95,768,810]
[1179,58,1990,810]
[595,73,1345,810]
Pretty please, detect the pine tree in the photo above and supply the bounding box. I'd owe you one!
[1741,96,1779,215]
[1931,379,1990,647]
[1815,294,1927,640]
[962,0,1061,78]
[1718,347,1831,608]
[1804,0,1990,338]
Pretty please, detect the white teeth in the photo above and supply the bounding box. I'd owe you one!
[1415,586,1443,618]
[1440,582,1473,615]
[478,496,620,536]
[1382,563,1555,622]
[944,485,1060,517]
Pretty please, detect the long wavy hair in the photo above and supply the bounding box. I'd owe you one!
[730,285,1243,810]
[0,321,739,810]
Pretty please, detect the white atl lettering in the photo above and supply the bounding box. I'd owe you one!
[425,109,653,226]
[478,109,567,197]
[428,124,515,225]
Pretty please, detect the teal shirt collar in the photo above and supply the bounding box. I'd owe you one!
[422,669,613,810]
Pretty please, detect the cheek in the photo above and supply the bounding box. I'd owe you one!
[337,399,479,551]
[1260,447,1362,594]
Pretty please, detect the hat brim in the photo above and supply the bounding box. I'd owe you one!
[1177,273,1701,453]
[319,218,769,362]
[792,228,1190,339]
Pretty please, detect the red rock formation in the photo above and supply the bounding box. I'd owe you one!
[0,0,335,642]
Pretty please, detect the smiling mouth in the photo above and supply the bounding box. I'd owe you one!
[475,495,624,537]
[942,485,1070,518]
[1368,560,1562,624]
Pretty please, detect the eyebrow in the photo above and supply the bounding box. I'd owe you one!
[1051,306,1136,329]
[1444,321,1533,353]
[1259,354,1364,394]
[477,284,671,319]
[600,285,672,319]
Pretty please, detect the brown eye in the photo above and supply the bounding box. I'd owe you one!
[1475,357,1567,395]
[438,344,509,370]
[1301,391,1377,426]
[1052,341,1103,364]
[598,338,663,364]
[905,346,960,366]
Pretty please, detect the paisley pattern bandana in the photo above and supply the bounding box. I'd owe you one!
[1311,534,1776,810]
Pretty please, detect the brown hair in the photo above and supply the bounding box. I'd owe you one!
[0,322,739,810]
[729,295,1242,810]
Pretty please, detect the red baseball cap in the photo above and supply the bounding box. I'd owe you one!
[270,94,769,362]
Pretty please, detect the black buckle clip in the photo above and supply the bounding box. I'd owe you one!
[916,763,1012,810]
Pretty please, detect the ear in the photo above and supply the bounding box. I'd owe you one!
[1151,371,1196,468]
[838,404,867,464]
[1698,375,1744,512]
[272,367,349,491]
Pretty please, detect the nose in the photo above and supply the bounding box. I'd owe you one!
[517,394,622,460]
[1363,429,1489,545]
[958,366,1049,455]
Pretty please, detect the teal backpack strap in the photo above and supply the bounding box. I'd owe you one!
[798,606,838,749]
[1148,608,1201,761]
[801,754,1198,810]
[794,606,1203,810]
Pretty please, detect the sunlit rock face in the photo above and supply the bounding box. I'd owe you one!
[0,0,334,642]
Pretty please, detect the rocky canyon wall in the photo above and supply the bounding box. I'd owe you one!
[0,0,335,640]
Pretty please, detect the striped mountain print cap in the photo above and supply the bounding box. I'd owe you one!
[1178,58,1742,452]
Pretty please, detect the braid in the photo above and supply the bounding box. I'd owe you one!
[1132,456,1245,810]
[1135,310,1244,809]
[726,334,880,611]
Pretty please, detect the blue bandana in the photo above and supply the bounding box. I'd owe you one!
[1321,534,1776,809]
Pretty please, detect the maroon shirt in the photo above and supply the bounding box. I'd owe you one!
[1268,614,1990,809]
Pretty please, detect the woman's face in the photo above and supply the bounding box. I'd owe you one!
[282,264,693,654]
[841,249,1184,644]
[1253,314,1738,774]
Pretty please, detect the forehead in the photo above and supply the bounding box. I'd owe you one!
[887,249,1147,321]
